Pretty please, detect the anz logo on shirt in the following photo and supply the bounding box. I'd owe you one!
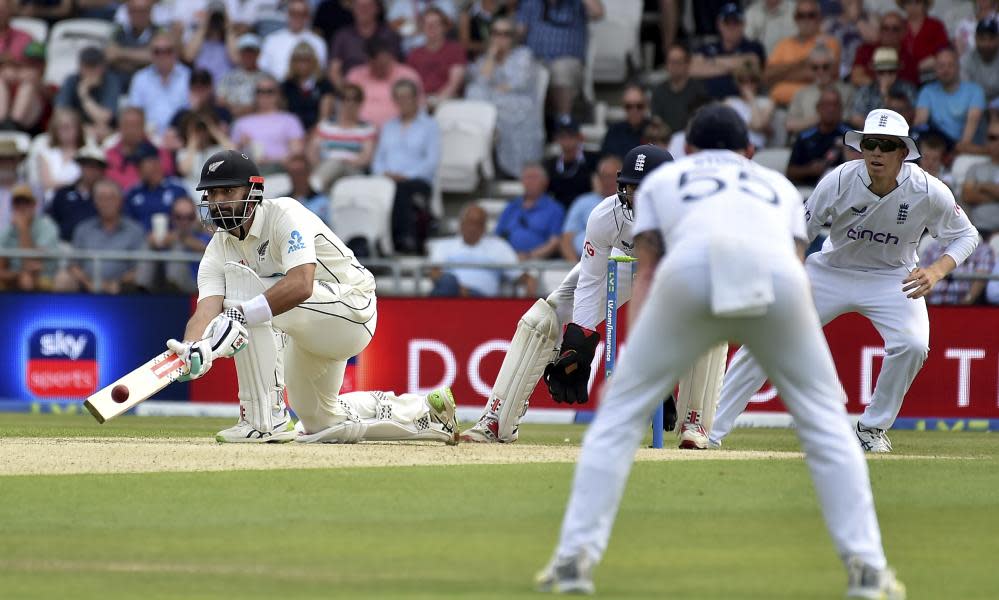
[287,230,306,253]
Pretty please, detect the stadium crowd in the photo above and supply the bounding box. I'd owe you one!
[0,0,998,304]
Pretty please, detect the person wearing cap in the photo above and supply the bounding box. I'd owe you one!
[328,0,403,92]
[258,0,327,83]
[47,145,106,241]
[848,46,916,129]
[689,2,767,100]
[536,105,907,600]
[55,46,123,142]
[960,17,999,102]
[0,184,59,291]
[914,46,987,153]
[651,44,710,140]
[123,141,191,231]
[169,149,459,444]
[713,107,979,456]
[543,115,599,209]
[785,44,854,135]
[950,0,999,58]
[127,31,192,135]
[217,33,267,118]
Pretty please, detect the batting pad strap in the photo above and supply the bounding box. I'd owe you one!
[241,294,273,326]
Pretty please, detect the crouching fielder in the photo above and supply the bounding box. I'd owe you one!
[537,105,905,598]
[167,150,458,444]
[460,145,728,449]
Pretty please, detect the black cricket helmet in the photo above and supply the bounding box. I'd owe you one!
[617,144,673,216]
[195,149,265,234]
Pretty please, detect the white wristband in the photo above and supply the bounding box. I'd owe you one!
[240,294,272,326]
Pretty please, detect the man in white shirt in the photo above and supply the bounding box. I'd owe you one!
[536,104,906,600]
[710,109,979,453]
[257,0,327,82]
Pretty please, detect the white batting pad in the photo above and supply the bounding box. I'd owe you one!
[676,342,729,434]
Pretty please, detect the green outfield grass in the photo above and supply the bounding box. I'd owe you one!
[1,415,997,599]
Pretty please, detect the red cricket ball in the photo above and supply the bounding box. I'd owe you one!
[111,384,130,403]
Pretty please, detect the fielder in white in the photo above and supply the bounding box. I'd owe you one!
[536,104,905,598]
[165,150,459,444]
[709,109,979,453]
[460,145,729,449]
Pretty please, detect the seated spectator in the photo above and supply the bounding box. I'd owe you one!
[48,145,106,242]
[516,0,604,120]
[651,45,710,138]
[544,115,599,209]
[724,60,775,148]
[458,0,513,60]
[37,108,86,199]
[917,132,955,190]
[600,84,651,160]
[886,84,917,128]
[106,107,175,192]
[0,41,50,135]
[135,196,210,294]
[848,47,917,128]
[281,42,336,131]
[388,0,458,54]
[690,3,766,101]
[165,69,233,153]
[372,79,439,253]
[106,0,157,87]
[851,10,916,87]
[313,0,354,42]
[0,139,26,230]
[259,0,327,82]
[786,45,854,135]
[429,202,536,297]
[285,152,330,223]
[230,75,306,171]
[961,118,999,235]
[0,1,33,64]
[328,0,403,91]
[786,88,850,185]
[128,32,192,135]
[745,0,797,56]
[181,1,236,86]
[406,7,466,108]
[0,184,59,291]
[217,33,266,118]
[764,0,841,107]
[124,142,190,231]
[951,0,998,58]
[644,116,672,150]
[346,38,423,128]
[308,83,376,191]
[55,179,145,294]
[175,110,233,195]
[918,236,994,304]
[823,0,878,80]
[961,17,999,103]
[464,17,543,177]
[915,47,986,153]
[900,0,950,84]
[17,0,72,21]
[55,47,122,143]
[495,163,564,260]
[560,155,621,262]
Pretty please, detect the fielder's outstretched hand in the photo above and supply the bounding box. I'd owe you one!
[166,338,214,381]
[543,323,600,404]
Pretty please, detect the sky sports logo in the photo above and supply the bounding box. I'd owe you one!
[27,328,98,398]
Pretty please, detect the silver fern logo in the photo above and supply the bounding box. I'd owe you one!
[207,160,225,173]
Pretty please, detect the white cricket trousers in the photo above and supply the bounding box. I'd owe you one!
[711,255,929,442]
[555,256,887,570]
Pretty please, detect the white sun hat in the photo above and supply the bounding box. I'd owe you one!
[843,108,920,161]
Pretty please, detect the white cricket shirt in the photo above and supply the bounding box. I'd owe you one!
[572,194,636,329]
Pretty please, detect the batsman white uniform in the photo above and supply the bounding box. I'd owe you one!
[197,197,457,444]
[710,159,979,448]
[543,149,893,591]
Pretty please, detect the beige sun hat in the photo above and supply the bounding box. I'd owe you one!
[844,108,920,161]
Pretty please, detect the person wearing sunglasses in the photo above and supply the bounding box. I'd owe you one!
[850,10,918,87]
[712,108,979,456]
[763,0,841,107]
[786,45,854,136]
[598,84,650,160]
[126,31,191,135]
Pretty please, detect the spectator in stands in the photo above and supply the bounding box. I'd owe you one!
[919,236,994,304]
[560,154,621,262]
[600,84,650,160]
[915,46,986,153]
[848,47,916,128]
[851,10,916,87]
[406,7,466,108]
[106,107,176,192]
[0,0,33,64]
[48,145,105,242]
[823,0,878,80]
[387,0,458,54]
[230,74,306,171]
[724,60,775,148]
[464,17,543,178]
[106,0,157,86]
[0,139,26,230]
[124,142,190,232]
[900,0,950,84]
[309,83,376,191]
[175,107,233,194]
[745,0,797,56]
[961,17,999,102]
[651,45,709,137]
[961,119,999,235]
[17,0,72,23]
[259,0,327,83]
[38,108,86,199]
[786,88,850,186]
[690,3,767,101]
[952,0,998,58]
[372,79,440,254]
[166,69,232,151]
[55,47,121,144]
[429,202,536,297]
[0,41,49,135]
[917,132,955,190]
[57,179,144,294]
[0,184,59,291]
[285,152,331,223]
[328,0,403,91]
[181,0,236,86]
[459,0,513,60]
[765,0,841,108]
[643,115,671,149]
[128,32,191,135]
[496,162,564,259]
[544,115,598,209]
[347,38,423,128]
[516,0,604,121]
[135,196,209,294]
[886,84,917,127]
[217,33,266,118]
[313,0,355,43]
[281,42,336,131]
[786,45,854,136]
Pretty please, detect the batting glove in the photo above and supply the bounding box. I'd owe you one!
[166,338,214,381]
[203,308,249,360]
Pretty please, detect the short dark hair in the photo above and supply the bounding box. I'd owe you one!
[392,78,419,98]
[365,37,394,59]
[919,132,948,152]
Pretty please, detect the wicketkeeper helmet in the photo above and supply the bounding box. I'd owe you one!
[617,144,673,217]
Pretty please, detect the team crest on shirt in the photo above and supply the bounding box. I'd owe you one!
[256,240,269,259]
[896,203,909,224]
[287,230,306,253]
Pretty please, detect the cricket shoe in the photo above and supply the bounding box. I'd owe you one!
[426,386,459,446]
[679,421,709,450]
[856,423,892,453]
[846,556,906,599]
[215,408,296,443]
[535,553,596,595]
[460,415,519,443]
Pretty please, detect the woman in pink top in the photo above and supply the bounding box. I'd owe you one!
[230,74,305,172]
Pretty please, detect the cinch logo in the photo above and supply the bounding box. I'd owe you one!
[27,328,98,398]
[847,227,899,245]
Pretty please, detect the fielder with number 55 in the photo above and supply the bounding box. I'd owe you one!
[166,150,459,444]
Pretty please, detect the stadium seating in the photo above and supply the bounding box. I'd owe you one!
[11,17,49,43]
[589,0,643,84]
[330,175,396,256]
[434,100,498,194]
[264,172,292,197]
[43,19,115,87]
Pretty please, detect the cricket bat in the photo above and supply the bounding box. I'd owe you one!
[84,350,188,424]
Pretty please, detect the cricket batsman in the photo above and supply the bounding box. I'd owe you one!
[166,150,458,444]
[460,144,729,449]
